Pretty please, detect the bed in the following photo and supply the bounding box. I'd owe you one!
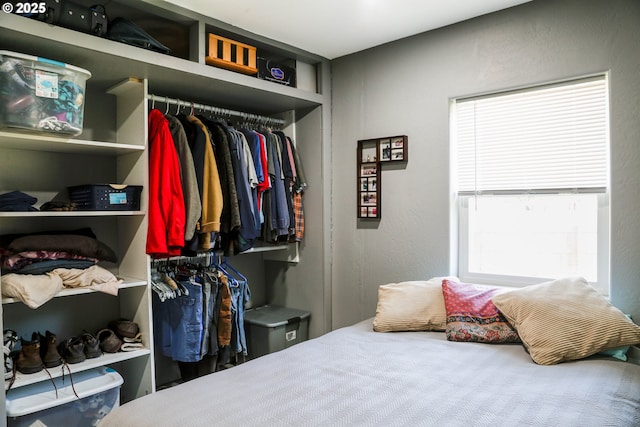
[101,277,640,427]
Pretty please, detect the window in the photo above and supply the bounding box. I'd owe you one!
[453,75,609,292]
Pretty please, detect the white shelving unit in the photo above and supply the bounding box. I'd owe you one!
[1,1,332,423]
[0,76,153,407]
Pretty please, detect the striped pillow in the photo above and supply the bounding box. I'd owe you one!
[373,277,457,332]
[492,277,640,365]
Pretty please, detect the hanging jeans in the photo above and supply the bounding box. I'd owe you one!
[229,278,251,356]
[200,272,217,357]
[155,274,204,362]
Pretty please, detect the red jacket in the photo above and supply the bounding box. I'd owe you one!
[146,109,186,257]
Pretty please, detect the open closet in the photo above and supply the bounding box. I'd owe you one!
[0,0,331,418]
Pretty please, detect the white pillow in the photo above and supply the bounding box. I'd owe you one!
[373,276,457,332]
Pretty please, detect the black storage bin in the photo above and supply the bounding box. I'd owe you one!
[68,184,142,211]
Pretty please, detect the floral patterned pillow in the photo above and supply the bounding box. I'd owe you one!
[441,279,520,344]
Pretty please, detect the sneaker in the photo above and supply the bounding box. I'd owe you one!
[39,331,63,368]
[81,331,102,359]
[3,329,18,380]
[58,336,86,364]
[16,333,45,374]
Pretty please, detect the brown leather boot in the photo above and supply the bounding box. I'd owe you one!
[39,331,63,368]
[16,333,44,374]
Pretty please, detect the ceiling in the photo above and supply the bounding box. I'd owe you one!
[164,0,532,59]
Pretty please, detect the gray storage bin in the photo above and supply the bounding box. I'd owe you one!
[244,305,310,359]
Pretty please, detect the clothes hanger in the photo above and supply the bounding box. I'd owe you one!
[222,257,247,283]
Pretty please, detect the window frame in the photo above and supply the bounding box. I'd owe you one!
[452,74,611,294]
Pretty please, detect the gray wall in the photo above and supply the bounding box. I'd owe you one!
[330,0,640,328]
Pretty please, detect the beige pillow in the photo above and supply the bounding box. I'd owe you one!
[492,277,640,365]
[373,277,457,332]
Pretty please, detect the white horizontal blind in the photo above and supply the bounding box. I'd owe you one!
[456,75,608,195]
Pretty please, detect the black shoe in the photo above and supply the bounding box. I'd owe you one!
[39,331,63,368]
[81,331,102,359]
[58,336,86,364]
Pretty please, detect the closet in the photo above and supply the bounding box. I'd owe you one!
[0,0,331,419]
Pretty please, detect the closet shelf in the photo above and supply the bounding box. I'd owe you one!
[4,348,151,390]
[0,211,145,218]
[1,278,147,305]
[0,14,324,115]
[240,244,291,254]
[0,131,145,155]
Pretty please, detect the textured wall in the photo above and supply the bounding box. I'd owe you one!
[330,0,640,328]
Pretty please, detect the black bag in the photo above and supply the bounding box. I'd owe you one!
[31,1,108,37]
[107,18,171,54]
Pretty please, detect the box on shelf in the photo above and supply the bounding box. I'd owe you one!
[244,305,310,359]
[0,50,91,136]
[257,58,296,87]
[68,184,143,211]
[205,33,258,75]
[6,367,123,427]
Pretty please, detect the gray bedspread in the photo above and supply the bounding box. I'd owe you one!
[100,318,640,426]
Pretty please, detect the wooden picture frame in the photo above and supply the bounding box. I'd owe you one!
[357,135,408,219]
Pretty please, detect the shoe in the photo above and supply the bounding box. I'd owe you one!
[39,331,63,368]
[58,336,86,364]
[108,320,139,339]
[16,333,45,374]
[96,329,122,353]
[81,331,102,359]
[4,329,18,380]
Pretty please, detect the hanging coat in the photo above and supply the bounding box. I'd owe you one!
[147,109,186,257]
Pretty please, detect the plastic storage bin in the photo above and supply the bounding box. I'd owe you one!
[68,184,143,211]
[244,305,310,359]
[6,367,123,427]
[0,50,91,135]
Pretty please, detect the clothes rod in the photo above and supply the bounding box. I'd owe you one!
[147,94,285,126]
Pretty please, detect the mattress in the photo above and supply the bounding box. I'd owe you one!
[100,318,640,426]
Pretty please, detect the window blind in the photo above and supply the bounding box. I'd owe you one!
[455,75,608,195]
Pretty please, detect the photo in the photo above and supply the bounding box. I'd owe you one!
[368,207,378,217]
[391,137,404,149]
[360,178,368,191]
[369,178,377,191]
[361,165,377,176]
[360,207,368,217]
[361,192,377,206]
[392,149,404,160]
[380,140,391,161]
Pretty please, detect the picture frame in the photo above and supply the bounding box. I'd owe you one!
[357,135,407,219]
